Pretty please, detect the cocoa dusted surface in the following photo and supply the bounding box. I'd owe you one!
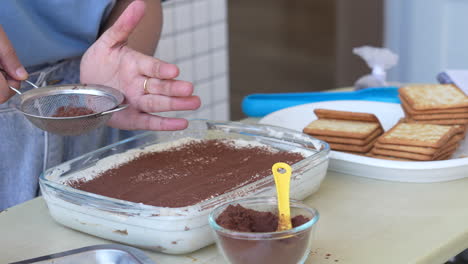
[70,139,305,208]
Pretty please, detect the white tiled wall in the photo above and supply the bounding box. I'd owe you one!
[154,0,230,121]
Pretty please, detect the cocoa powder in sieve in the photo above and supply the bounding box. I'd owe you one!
[52,106,95,117]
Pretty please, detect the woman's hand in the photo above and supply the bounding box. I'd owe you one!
[0,26,28,104]
[80,0,201,131]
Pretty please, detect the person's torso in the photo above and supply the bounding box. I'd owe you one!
[0,0,116,68]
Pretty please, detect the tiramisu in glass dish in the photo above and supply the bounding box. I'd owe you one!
[39,120,329,254]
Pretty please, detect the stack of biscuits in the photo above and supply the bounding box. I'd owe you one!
[301,84,468,161]
[369,122,465,161]
[303,109,383,155]
[368,83,468,161]
[399,84,468,129]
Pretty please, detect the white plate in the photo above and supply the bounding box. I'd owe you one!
[259,100,468,183]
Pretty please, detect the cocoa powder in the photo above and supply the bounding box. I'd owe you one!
[52,106,95,117]
[70,139,305,208]
[216,204,310,232]
[215,204,312,264]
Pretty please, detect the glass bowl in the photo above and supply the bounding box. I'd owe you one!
[208,196,319,264]
[39,120,329,254]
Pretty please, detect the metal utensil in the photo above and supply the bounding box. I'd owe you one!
[16,84,127,136]
[10,244,156,264]
[1,70,127,136]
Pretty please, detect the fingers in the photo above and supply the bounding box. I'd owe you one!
[99,0,146,48]
[0,74,17,103]
[0,25,27,103]
[143,78,194,96]
[137,95,201,113]
[135,115,189,131]
[136,52,179,79]
[0,26,27,80]
[108,108,189,131]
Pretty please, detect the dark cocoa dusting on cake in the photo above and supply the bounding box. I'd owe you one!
[70,139,305,207]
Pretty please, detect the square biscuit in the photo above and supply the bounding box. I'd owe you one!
[368,153,414,161]
[369,152,453,161]
[435,144,459,159]
[371,148,433,161]
[408,112,468,120]
[401,102,468,120]
[406,117,468,125]
[371,142,459,161]
[303,119,380,139]
[312,128,383,146]
[400,96,468,115]
[374,133,463,155]
[399,84,468,110]
[377,122,459,148]
[329,137,378,153]
[392,118,466,136]
[374,141,438,155]
[313,108,380,123]
[437,150,456,160]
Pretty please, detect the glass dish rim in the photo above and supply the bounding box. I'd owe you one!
[39,120,330,218]
[207,196,319,239]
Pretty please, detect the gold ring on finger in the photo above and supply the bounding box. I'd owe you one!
[143,77,150,94]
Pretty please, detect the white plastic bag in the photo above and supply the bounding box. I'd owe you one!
[353,46,398,90]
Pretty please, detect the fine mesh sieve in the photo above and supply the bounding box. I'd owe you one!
[13,84,128,136]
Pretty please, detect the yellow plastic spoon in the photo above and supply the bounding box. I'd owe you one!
[272,162,293,231]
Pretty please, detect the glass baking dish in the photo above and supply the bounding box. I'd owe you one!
[39,120,330,254]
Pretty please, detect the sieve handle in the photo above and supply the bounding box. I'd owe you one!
[24,79,39,89]
[9,85,22,95]
[100,104,129,115]
[1,68,39,94]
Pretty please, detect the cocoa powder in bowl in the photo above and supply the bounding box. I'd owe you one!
[211,201,318,264]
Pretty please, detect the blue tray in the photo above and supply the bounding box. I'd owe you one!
[241,86,400,117]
